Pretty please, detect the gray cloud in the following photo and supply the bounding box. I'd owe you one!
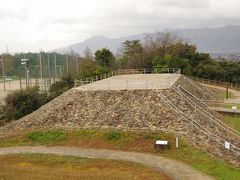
[160,0,210,9]
[0,0,239,52]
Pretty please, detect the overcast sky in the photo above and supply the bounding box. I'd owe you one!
[0,0,240,53]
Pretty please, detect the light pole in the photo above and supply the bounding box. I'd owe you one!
[21,58,29,88]
[0,55,5,91]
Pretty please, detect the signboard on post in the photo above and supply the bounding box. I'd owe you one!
[232,106,237,110]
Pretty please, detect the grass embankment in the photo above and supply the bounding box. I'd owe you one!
[0,154,170,180]
[0,129,239,179]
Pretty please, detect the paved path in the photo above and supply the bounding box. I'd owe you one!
[0,146,212,180]
[209,107,240,114]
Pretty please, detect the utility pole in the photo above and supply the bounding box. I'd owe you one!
[0,54,5,91]
[39,51,43,90]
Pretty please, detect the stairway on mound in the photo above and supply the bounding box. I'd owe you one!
[159,76,240,167]
[175,75,218,102]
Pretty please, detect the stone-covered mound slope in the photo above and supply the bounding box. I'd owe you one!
[0,76,239,167]
[0,89,183,135]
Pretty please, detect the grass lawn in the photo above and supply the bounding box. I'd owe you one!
[0,129,239,180]
[0,154,170,180]
[218,90,234,100]
[222,114,240,132]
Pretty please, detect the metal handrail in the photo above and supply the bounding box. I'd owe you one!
[183,76,204,92]
[75,68,182,88]
[178,86,208,107]
[181,85,240,137]
[154,88,240,154]
[171,84,240,141]
[183,76,217,100]
[166,69,181,88]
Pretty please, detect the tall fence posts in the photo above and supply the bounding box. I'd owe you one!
[226,83,229,99]
[19,74,22,90]
[0,55,6,91]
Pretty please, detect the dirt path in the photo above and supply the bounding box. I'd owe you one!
[203,84,240,104]
[0,146,212,180]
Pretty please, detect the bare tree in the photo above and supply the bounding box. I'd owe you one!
[83,46,93,60]
[144,31,182,58]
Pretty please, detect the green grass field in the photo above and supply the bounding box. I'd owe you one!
[218,90,234,100]
[0,129,239,180]
[222,114,240,132]
[223,104,240,110]
[0,154,170,180]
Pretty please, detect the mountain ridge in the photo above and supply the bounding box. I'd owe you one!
[54,25,240,55]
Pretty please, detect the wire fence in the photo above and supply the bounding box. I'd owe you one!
[74,68,181,89]
[0,76,62,91]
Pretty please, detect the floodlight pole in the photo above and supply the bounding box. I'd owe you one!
[21,58,29,88]
[25,62,27,87]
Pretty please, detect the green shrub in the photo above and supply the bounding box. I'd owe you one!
[28,130,66,144]
[4,86,49,120]
[49,74,74,98]
[77,59,111,80]
[105,131,123,141]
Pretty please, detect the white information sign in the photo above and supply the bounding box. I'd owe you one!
[155,140,168,145]
[225,141,231,150]
[232,106,237,110]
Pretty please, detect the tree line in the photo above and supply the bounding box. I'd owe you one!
[1,31,240,123]
[1,32,240,84]
[78,32,240,84]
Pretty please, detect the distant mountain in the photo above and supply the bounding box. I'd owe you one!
[55,35,145,55]
[176,25,240,53]
[55,25,240,55]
